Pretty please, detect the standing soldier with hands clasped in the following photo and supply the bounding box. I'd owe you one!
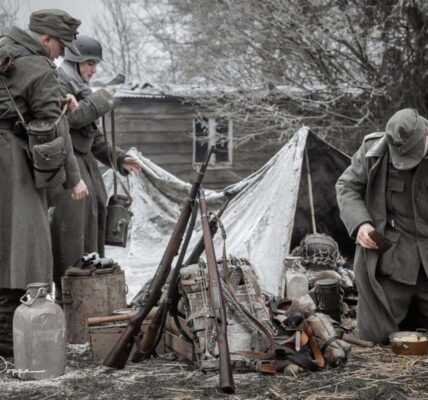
[0,9,89,357]
[48,35,142,301]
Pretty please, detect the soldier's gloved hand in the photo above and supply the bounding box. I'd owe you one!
[61,94,79,114]
[356,223,378,249]
[71,179,89,200]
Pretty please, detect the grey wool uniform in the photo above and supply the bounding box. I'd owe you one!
[336,109,428,343]
[0,9,82,356]
[48,60,128,287]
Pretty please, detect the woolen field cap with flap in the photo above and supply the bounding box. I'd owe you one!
[385,108,428,170]
[28,9,81,56]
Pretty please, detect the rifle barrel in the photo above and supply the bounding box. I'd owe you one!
[199,189,235,394]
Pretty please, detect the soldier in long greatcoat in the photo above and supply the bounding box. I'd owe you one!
[336,108,428,343]
[48,35,142,296]
[0,9,89,356]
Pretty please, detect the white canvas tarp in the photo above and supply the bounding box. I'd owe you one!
[105,128,309,301]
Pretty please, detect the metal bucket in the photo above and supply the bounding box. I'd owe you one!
[62,269,127,344]
[105,194,132,247]
[389,331,428,355]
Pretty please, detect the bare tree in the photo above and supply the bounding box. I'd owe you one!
[143,0,428,153]
[0,0,20,34]
[93,0,182,82]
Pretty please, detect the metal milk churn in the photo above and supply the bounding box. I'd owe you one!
[13,282,66,380]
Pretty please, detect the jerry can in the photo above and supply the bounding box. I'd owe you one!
[13,282,66,380]
[62,265,127,344]
[105,194,132,247]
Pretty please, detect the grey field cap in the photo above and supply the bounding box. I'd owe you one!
[385,108,428,170]
[28,9,81,56]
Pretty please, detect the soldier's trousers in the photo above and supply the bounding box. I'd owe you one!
[0,288,25,357]
[378,268,428,329]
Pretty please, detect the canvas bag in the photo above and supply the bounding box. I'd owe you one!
[1,77,67,189]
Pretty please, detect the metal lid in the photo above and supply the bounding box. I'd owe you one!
[315,278,339,288]
[26,282,50,291]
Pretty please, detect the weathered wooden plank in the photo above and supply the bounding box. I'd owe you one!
[114,99,195,115]
[114,112,195,121]
[112,118,193,133]
[115,130,192,142]
[118,142,193,156]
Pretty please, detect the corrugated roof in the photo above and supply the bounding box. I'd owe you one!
[101,81,364,100]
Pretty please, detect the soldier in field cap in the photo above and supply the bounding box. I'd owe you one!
[0,9,89,357]
[28,9,81,57]
[336,108,428,344]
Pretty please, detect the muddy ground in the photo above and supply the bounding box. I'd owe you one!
[1,345,427,400]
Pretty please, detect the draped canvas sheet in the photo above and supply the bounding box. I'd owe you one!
[105,128,308,300]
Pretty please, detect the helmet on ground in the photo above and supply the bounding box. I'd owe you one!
[298,233,344,269]
[64,35,102,63]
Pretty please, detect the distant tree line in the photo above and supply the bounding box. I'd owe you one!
[3,0,428,152]
[95,0,428,151]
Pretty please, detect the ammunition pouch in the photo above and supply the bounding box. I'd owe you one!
[32,136,66,189]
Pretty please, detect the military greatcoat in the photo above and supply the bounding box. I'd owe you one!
[0,27,81,289]
[48,61,127,283]
[336,131,428,343]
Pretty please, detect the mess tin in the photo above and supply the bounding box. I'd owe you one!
[389,330,428,355]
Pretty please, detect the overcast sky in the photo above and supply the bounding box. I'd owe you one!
[16,0,101,34]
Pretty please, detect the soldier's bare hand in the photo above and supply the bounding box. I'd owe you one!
[71,179,89,200]
[61,94,79,113]
[105,86,116,96]
[356,223,378,249]
[122,156,143,176]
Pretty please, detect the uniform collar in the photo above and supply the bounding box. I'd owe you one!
[4,26,47,57]
[365,136,389,158]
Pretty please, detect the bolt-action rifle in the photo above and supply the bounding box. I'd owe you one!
[199,188,235,394]
[135,196,232,360]
[103,146,215,369]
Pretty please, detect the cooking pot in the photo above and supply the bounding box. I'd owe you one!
[389,330,428,356]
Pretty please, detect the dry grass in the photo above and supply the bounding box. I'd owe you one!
[1,344,428,399]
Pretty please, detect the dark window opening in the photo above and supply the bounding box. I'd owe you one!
[193,116,233,167]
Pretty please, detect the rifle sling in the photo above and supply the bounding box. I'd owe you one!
[215,219,276,352]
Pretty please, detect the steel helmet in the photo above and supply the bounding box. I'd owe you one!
[64,35,103,63]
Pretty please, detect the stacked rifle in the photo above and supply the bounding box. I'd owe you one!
[103,147,235,394]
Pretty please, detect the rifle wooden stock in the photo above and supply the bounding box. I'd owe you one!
[136,198,200,359]
[87,307,158,326]
[182,196,230,268]
[103,147,214,369]
[137,302,166,358]
[199,189,235,394]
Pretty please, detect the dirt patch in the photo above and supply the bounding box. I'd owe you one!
[1,345,428,399]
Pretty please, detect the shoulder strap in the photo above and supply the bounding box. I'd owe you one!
[101,113,133,203]
[0,76,26,127]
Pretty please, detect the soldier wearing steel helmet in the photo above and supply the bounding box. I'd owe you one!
[48,35,142,299]
[0,9,89,357]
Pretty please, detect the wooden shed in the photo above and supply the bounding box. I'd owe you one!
[106,83,284,189]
